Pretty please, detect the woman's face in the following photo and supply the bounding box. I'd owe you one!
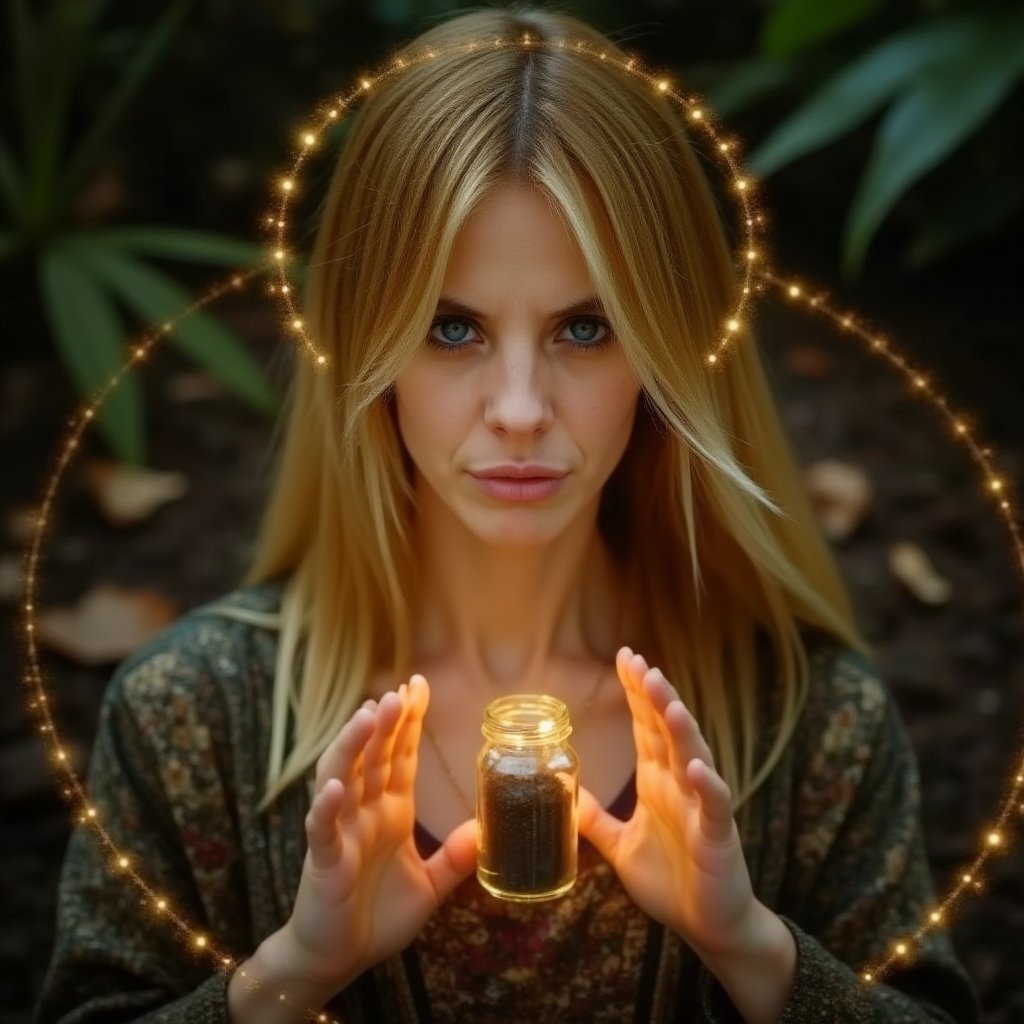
[393,182,642,546]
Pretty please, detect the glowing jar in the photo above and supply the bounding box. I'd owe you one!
[476,694,579,901]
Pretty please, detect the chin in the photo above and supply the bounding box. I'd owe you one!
[466,511,575,549]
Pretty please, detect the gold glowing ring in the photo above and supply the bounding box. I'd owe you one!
[17,31,1024,1020]
[18,266,1024,1015]
[757,267,1024,982]
[265,33,768,373]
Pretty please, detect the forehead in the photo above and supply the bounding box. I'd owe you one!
[442,183,593,299]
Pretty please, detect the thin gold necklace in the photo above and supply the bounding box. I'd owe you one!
[420,665,609,818]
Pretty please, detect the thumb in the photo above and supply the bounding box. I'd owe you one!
[423,817,478,901]
[577,785,624,863]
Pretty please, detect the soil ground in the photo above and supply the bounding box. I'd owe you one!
[1,249,1022,1021]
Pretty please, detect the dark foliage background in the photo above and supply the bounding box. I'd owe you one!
[2,1,1021,1021]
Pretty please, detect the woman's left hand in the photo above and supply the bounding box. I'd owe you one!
[577,646,761,962]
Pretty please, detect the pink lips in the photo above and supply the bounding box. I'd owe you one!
[468,468,569,503]
[471,464,566,479]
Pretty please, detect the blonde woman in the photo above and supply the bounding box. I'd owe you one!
[36,5,978,1023]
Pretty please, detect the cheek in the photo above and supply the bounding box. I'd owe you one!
[394,375,468,462]
[582,382,641,469]
[394,368,435,431]
[585,376,641,433]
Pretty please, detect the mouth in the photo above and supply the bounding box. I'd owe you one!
[472,474,565,481]
[469,474,568,502]
[470,470,568,481]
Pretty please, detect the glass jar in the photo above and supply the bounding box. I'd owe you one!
[476,694,580,901]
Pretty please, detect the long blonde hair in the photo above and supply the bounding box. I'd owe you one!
[210,4,872,826]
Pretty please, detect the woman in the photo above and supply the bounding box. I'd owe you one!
[35,5,979,1022]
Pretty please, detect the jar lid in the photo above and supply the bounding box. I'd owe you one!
[482,694,572,744]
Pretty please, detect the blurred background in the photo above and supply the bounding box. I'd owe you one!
[1,0,1022,1020]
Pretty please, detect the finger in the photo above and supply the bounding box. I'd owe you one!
[636,667,679,765]
[577,784,625,863]
[663,698,716,784]
[389,676,428,794]
[627,652,668,739]
[642,666,681,717]
[621,651,674,766]
[305,777,345,871]
[616,648,656,762]
[361,691,405,800]
[314,707,375,797]
[423,817,478,903]
[687,758,736,846]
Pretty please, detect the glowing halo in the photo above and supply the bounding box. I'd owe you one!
[265,33,769,373]
[20,263,1024,1011]
[755,266,1024,980]
[16,31,1024,1021]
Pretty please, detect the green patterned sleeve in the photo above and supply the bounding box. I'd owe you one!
[700,647,980,1023]
[33,623,247,1023]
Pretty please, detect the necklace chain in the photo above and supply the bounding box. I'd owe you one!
[420,666,609,817]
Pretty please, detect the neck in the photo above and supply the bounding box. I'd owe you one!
[410,497,621,691]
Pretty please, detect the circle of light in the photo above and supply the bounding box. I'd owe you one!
[267,33,767,374]
[16,32,1024,1021]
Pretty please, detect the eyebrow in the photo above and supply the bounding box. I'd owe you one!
[434,295,607,320]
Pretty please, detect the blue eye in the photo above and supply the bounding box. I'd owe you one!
[426,316,613,354]
[432,318,474,347]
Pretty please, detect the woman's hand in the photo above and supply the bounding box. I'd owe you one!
[279,675,477,993]
[577,647,760,962]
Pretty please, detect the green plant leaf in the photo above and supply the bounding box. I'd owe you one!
[61,0,197,205]
[23,0,99,230]
[39,242,145,465]
[7,0,112,230]
[90,227,267,268]
[71,238,280,416]
[50,0,110,64]
[762,0,882,58]
[748,16,977,177]
[843,16,1024,277]
[704,56,794,118]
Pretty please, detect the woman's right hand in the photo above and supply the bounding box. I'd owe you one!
[277,674,477,995]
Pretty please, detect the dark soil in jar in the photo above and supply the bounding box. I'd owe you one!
[480,770,575,895]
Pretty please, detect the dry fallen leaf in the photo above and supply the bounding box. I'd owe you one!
[803,459,874,541]
[0,553,23,603]
[36,582,179,665]
[888,541,952,605]
[166,371,226,403]
[83,459,189,527]
[4,504,41,546]
[783,344,834,379]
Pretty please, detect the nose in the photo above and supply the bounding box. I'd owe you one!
[481,343,554,436]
